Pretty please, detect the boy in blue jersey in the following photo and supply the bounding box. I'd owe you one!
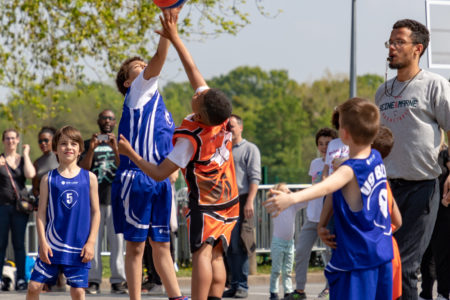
[112,8,186,300]
[264,98,394,300]
[27,126,100,300]
[116,12,239,300]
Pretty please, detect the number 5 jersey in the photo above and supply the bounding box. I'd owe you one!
[45,168,91,267]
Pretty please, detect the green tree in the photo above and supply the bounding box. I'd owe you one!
[161,67,383,183]
[0,0,267,128]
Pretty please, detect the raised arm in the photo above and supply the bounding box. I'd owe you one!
[156,14,207,90]
[143,35,171,80]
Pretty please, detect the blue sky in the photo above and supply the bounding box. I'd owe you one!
[159,0,450,87]
[2,0,449,102]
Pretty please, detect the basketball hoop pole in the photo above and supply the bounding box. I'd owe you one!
[349,0,357,98]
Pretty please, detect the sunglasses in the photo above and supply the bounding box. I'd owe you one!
[38,139,50,144]
[99,116,115,121]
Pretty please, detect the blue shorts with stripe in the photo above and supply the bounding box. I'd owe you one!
[112,168,172,243]
[325,261,392,300]
[30,258,89,288]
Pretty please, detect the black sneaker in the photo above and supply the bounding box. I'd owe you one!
[111,282,128,294]
[283,291,306,300]
[16,279,27,291]
[222,288,236,298]
[85,282,100,294]
[270,292,280,300]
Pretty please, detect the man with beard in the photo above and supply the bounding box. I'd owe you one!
[375,19,450,300]
[79,109,127,294]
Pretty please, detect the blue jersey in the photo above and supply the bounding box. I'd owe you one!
[112,74,174,242]
[46,168,91,267]
[118,89,175,170]
[328,149,393,271]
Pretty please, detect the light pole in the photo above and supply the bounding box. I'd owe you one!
[349,0,357,98]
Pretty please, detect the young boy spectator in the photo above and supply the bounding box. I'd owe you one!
[112,9,185,300]
[264,98,394,300]
[268,183,306,300]
[117,12,239,300]
[26,126,101,300]
[372,126,402,300]
[286,127,337,300]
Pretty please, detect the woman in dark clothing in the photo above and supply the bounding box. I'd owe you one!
[32,127,58,199]
[0,129,36,291]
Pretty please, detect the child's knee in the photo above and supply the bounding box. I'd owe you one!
[150,240,170,254]
[70,287,85,299]
[126,241,145,256]
[27,280,43,295]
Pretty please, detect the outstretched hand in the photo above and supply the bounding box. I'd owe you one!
[263,189,294,217]
[155,10,179,41]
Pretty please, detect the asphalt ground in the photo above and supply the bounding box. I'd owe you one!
[0,272,329,300]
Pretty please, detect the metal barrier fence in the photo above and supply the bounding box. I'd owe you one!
[24,184,326,263]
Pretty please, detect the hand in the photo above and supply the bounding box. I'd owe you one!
[332,157,347,171]
[22,144,31,156]
[244,200,254,220]
[442,174,450,207]
[118,134,133,157]
[106,133,117,149]
[39,242,53,264]
[318,226,337,249]
[0,156,5,166]
[262,189,293,217]
[90,133,101,150]
[162,4,183,21]
[155,11,179,41]
[81,241,95,263]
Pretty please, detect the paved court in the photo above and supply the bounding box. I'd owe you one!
[0,273,328,300]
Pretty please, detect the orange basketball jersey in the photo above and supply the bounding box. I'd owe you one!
[173,116,239,210]
[387,182,402,300]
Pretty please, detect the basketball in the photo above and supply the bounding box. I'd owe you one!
[153,0,187,9]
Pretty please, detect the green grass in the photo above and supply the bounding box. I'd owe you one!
[101,255,324,279]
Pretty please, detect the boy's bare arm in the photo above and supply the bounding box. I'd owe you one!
[264,166,354,217]
[143,35,170,80]
[118,134,179,181]
[322,164,330,180]
[81,172,101,263]
[317,194,336,248]
[391,197,402,231]
[156,14,207,91]
[37,174,53,264]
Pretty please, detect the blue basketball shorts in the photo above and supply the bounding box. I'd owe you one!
[325,261,393,300]
[30,258,89,288]
[112,168,172,243]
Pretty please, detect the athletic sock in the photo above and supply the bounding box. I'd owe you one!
[208,297,221,300]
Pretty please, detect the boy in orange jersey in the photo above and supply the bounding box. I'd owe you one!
[117,12,239,300]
